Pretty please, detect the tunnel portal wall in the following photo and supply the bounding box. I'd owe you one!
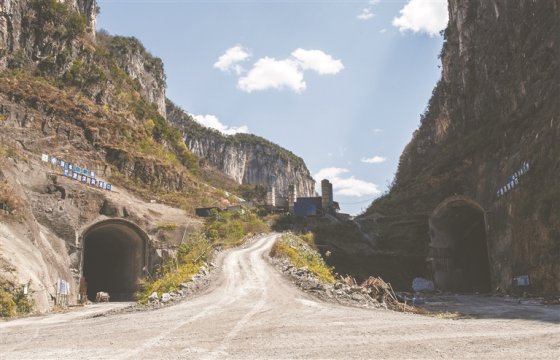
[80,219,150,301]
[429,196,492,293]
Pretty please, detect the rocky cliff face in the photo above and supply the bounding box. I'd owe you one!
[351,0,559,294]
[0,0,96,69]
[0,1,202,313]
[101,35,167,117]
[166,100,316,197]
[0,0,166,117]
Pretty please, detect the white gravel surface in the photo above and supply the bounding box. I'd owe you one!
[1,233,558,359]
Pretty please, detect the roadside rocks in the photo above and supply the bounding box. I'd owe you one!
[143,260,218,309]
[270,257,426,314]
[270,257,384,309]
[148,292,159,302]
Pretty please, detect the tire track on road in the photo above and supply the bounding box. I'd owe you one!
[204,234,276,359]
[118,234,277,360]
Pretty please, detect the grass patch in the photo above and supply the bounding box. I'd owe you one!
[205,209,268,246]
[271,233,336,284]
[136,210,268,303]
[157,223,178,231]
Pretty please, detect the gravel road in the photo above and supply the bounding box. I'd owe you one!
[1,233,558,359]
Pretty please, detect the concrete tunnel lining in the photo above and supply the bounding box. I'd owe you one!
[81,220,148,301]
[429,197,491,293]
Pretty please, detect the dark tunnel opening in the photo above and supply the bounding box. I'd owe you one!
[429,200,491,293]
[82,221,146,301]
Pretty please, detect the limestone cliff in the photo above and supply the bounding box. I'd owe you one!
[98,34,167,117]
[0,0,166,117]
[166,100,316,197]
[354,0,559,294]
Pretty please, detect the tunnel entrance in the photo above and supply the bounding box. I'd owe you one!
[81,220,147,301]
[429,197,491,293]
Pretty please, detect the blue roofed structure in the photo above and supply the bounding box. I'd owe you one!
[294,197,323,217]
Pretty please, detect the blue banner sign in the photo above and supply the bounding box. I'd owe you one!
[496,162,529,198]
[41,154,112,192]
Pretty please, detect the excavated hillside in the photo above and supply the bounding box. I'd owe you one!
[166,101,316,198]
[0,0,314,313]
[324,0,559,294]
[0,0,216,312]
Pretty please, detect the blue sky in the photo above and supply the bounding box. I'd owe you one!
[97,0,448,215]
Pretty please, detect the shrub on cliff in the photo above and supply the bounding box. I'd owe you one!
[0,282,35,318]
[0,181,21,215]
[0,292,16,318]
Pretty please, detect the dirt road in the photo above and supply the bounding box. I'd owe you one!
[1,233,558,359]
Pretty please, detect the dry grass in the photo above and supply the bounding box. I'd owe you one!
[136,210,269,303]
[271,233,336,284]
[0,181,22,214]
[157,223,178,231]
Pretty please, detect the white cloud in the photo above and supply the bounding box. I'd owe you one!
[315,167,348,180]
[213,46,250,75]
[236,49,343,93]
[191,114,249,135]
[314,167,381,197]
[238,57,305,93]
[291,49,344,75]
[357,0,380,21]
[379,28,387,34]
[357,8,374,21]
[392,0,448,37]
[361,155,386,164]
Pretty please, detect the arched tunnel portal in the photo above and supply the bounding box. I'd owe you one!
[81,219,148,301]
[429,197,491,293]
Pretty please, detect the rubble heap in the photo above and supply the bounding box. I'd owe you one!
[272,256,426,314]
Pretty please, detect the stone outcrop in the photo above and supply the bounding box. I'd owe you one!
[0,0,96,70]
[166,100,315,197]
[66,0,98,34]
[356,0,559,294]
[0,0,166,117]
[103,35,167,117]
[105,147,187,191]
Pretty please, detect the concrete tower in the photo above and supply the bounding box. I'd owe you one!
[321,179,333,212]
[266,186,276,207]
[288,185,297,213]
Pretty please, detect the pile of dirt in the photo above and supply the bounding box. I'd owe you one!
[271,256,426,314]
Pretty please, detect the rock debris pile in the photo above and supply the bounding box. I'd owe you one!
[143,263,216,308]
[271,257,426,314]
